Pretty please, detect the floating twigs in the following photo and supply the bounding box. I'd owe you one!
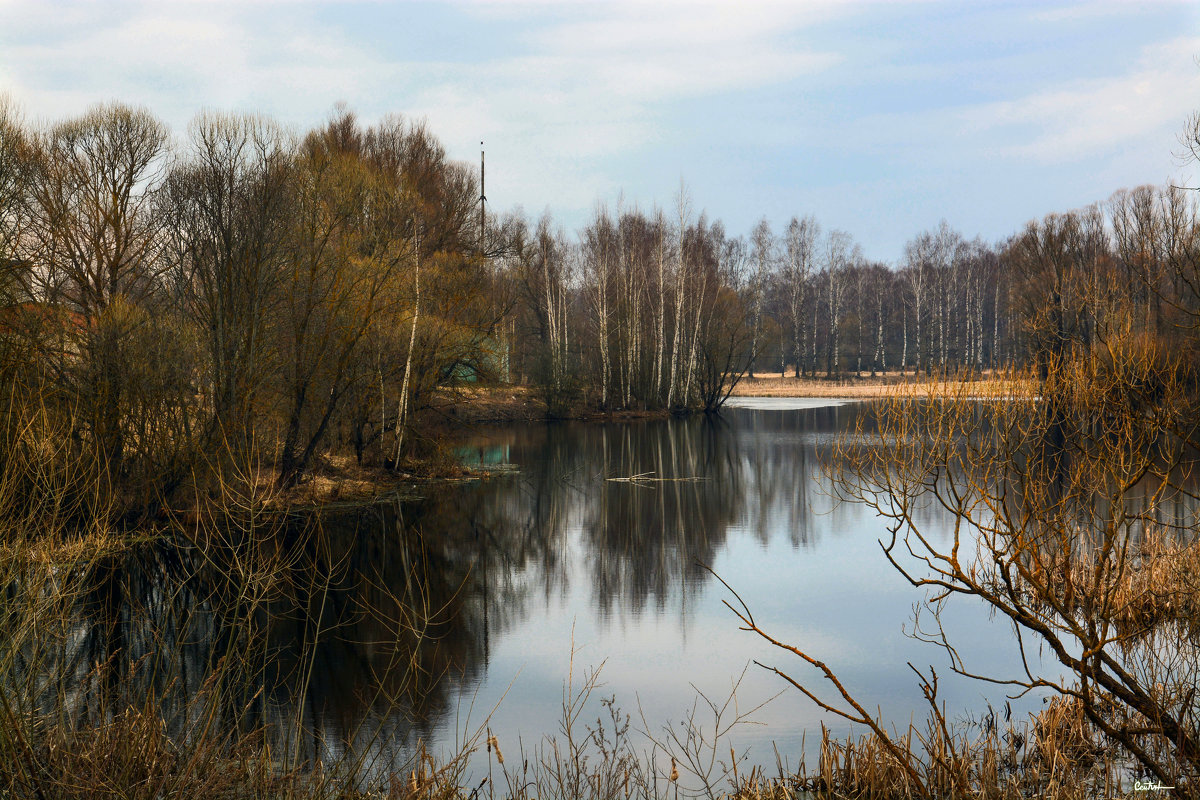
[605,471,708,487]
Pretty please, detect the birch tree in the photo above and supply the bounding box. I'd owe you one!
[748,218,775,377]
[824,230,853,377]
[903,232,932,375]
[666,187,692,408]
[584,208,616,408]
[519,213,574,407]
[784,215,818,377]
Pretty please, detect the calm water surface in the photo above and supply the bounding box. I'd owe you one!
[39,399,1063,780]
[300,399,1047,772]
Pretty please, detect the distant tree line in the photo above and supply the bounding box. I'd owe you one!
[505,181,1200,406]
[2,96,1198,521]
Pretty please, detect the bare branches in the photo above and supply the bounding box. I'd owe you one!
[706,564,930,795]
[829,361,1200,791]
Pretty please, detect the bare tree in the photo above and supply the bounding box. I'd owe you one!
[783,216,818,377]
[278,116,408,487]
[824,230,853,377]
[1005,209,1104,382]
[29,103,169,315]
[666,186,692,408]
[0,96,32,297]
[748,218,775,378]
[903,231,933,375]
[161,111,294,460]
[27,103,170,490]
[584,207,616,408]
[517,213,575,410]
[653,208,669,400]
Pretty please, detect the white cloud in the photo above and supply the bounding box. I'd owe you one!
[0,2,396,127]
[519,2,841,102]
[400,2,845,218]
[805,32,1200,183]
[7,0,1188,250]
[0,0,840,200]
[1029,1,1154,24]
[963,36,1200,162]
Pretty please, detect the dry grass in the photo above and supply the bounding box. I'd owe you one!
[266,452,417,507]
[724,698,1123,800]
[1086,530,1200,637]
[433,385,546,423]
[729,371,1037,399]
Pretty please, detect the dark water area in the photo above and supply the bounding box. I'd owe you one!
[29,398,1097,780]
[284,398,1056,772]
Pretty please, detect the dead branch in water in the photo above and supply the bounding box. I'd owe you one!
[606,471,708,486]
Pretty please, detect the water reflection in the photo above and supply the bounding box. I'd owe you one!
[13,401,1078,780]
[16,510,495,770]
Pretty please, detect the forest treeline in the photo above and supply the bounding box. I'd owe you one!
[1,97,1198,522]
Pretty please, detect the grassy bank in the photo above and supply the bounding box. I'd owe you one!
[264,386,678,506]
[434,385,685,423]
[730,370,1036,398]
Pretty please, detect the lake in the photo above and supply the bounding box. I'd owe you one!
[32,398,1059,785]
[278,398,1051,777]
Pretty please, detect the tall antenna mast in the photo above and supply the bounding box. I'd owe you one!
[479,141,486,256]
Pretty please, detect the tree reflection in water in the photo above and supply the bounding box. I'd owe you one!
[11,405,869,779]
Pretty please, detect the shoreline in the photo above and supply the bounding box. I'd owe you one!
[729,371,1031,398]
[275,373,1029,506]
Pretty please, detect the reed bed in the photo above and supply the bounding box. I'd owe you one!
[728,371,1037,400]
[1103,531,1200,636]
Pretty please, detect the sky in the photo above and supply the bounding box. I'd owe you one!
[1,0,1198,262]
